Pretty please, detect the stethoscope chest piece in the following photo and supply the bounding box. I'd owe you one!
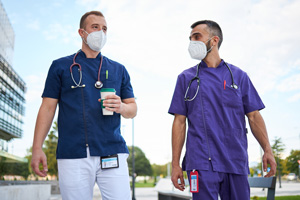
[231,84,238,89]
[95,81,103,89]
[70,51,104,89]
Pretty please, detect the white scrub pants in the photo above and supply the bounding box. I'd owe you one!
[57,148,131,200]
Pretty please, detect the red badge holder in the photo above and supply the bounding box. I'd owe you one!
[190,170,199,193]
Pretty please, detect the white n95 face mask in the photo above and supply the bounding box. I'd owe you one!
[83,30,107,52]
[188,37,213,60]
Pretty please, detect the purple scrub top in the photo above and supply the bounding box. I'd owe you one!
[168,60,264,175]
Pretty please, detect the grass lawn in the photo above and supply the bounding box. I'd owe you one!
[131,180,155,188]
[134,182,155,188]
[251,196,300,200]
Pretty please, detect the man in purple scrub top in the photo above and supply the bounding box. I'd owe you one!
[169,20,276,200]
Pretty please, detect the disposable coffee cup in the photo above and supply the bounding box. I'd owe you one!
[100,88,116,115]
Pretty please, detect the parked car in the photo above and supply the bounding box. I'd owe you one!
[287,173,297,181]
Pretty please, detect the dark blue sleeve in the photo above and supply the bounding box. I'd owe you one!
[42,60,61,99]
[168,74,187,116]
[241,73,265,114]
[120,66,134,99]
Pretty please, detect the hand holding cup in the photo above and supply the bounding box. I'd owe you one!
[99,88,123,115]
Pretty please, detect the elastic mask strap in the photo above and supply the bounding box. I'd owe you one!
[206,36,215,53]
[207,45,214,53]
[81,29,89,44]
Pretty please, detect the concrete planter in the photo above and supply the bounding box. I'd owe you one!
[0,184,51,200]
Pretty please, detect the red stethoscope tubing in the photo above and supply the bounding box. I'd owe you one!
[70,51,103,89]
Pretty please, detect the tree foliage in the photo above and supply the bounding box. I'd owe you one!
[285,150,300,176]
[127,146,152,176]
[0,157,8,179]
[0,156,30,180]
[43,121,58,176]
[152,163,170,178]
[6,162,30,180]
[271,137,285,158]
[271,137,285,175]
[26,121,58,178]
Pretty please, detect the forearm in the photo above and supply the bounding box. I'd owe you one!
[247,110,277,176]
[120,102,137,119]
[32,98,57,150]
[247,110,272,153]
[172,114,186,167]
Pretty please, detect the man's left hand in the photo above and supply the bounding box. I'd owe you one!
[262,150,277,177]
[99,94,123,113]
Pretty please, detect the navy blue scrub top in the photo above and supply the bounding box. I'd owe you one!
[42,50,134,159]
[168,60,265,175]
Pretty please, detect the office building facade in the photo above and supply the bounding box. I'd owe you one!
[0,1,26,158]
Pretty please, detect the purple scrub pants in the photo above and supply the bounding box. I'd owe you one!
[187,162,250,200]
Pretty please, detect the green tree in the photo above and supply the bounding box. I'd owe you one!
[271,137,285,176]
[152,163,170,178]
[18,162,30,180]
[26,147,33,174]
[5,162,30,180]
[44,122,58,177]
[26,121,58,178]
[285,150,300,176]
[0,157,7,180]
[280,159,289,175]
[127,146,152,177]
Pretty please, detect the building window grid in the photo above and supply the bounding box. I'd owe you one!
[0,70,25,102]
[0,75,25,107]
[0,118,22,138]
[0,90,24,118]
[0,55,26,94]
[0,2,25,140]
[0,2,15,66]
[0,107,23,138]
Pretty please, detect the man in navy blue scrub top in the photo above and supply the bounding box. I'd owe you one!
[169,20,276,200]
[31,11,137,200]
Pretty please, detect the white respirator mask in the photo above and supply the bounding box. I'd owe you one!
[83,30,107,52]
[188,37,213,60]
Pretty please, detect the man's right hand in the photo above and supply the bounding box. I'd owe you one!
[31,148,48,177]
[171,165,185,191]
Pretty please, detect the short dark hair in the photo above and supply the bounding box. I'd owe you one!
[80,11,104,29]
[191,20,223,48]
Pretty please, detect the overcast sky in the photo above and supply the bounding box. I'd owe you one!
[2,0,300,165]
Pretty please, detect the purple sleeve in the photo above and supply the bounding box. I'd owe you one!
[241,74,265,114]
[168,74,187,116]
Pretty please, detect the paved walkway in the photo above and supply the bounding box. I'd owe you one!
[50,186,158,200]
[251,181,300,197]
[50,181,300,200]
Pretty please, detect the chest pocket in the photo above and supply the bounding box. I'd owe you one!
[100,70,121,94]
[222,85,243,109]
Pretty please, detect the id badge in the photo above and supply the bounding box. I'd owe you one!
[100,154,119,169]
[190,170,199,193]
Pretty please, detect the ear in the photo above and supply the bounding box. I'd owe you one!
[212,36,220,47]
[78,29,85,37]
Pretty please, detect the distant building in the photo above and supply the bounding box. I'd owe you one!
[0,1,27,163]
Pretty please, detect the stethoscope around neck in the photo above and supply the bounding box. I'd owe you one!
[70,50,104,89]
[184,60,238,101]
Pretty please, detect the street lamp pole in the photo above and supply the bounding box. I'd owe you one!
[298,160,300,180]
[132,118,136,200]
[277,149,282,188]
